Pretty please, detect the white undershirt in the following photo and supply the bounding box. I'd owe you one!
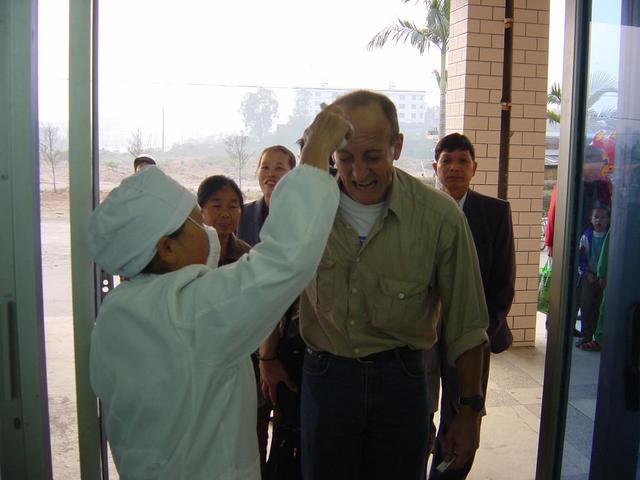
[339,192,386,244]
[439,186,468,210]
[457,191,468,210]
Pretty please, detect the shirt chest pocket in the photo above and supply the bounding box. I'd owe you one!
[370,276,428,336]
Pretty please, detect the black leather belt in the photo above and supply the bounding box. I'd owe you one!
[306,347,419,364]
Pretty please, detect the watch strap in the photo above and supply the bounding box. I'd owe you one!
[459,394,485,412]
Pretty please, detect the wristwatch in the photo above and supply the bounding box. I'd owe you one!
[459,395,485,412]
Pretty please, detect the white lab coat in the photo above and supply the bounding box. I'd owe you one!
[90,165,339,480]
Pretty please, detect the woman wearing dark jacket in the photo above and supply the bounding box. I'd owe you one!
[238,145,297,246]
[237,146,299,477]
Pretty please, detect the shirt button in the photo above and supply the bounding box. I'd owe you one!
[354,348,360,354]
[349,320,355,326]
[398,292,405,299]
[356,257,360,263]
[352,287,358,294]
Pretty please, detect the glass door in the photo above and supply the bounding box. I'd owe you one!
[0,0,53,477]
[589,0,640,477]
[537,0,640,478]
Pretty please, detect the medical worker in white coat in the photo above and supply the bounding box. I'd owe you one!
[87,106,351,480]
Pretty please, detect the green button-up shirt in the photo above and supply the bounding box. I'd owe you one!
[300,167,489,365]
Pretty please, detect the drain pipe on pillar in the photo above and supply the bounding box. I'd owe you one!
[498,0,514,201]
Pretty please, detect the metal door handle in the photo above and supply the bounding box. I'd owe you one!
[624,303,640,411]
[0,298,15,401]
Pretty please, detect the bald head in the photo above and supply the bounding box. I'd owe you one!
[333,90,399,145]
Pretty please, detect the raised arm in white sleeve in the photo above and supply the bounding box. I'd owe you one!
[185,164,339,365]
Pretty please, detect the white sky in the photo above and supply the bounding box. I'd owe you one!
[39,0,566,150]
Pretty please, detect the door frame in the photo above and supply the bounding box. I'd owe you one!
[0,0,52,477]
[69,0,106,478]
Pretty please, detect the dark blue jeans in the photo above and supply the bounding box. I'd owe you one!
[301,348,429,480]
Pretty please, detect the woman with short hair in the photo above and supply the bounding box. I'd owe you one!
[197,175,249,266]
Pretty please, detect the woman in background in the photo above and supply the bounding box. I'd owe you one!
[197,175,250,266]
[238,145,297,246]
[238,145,298,475]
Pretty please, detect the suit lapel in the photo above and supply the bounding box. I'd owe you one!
[462,189,480,231]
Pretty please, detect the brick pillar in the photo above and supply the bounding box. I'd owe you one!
[447,0,550,346]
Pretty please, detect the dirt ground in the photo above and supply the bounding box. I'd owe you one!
[41,209,81,479]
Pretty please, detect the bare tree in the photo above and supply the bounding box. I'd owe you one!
[127,128,145,158]
[39,123,63,192]
[224,134,253,190]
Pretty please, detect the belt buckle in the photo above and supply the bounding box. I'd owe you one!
[356,356,374,364]
[306,348,325,358]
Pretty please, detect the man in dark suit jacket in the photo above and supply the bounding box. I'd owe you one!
[428,133,516,479]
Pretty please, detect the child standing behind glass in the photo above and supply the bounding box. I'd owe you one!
[575,205,610,351]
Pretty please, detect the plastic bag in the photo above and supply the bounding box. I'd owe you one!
[538,259,552,313]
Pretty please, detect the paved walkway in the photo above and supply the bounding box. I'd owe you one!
[469,312,599,480]
[459,313,547,479]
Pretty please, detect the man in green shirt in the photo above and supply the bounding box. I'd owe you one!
[299,90,490,480]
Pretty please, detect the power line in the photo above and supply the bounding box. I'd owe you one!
[98,79,431,95]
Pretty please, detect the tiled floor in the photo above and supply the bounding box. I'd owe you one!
[559,336,600,480]
[466,313,548,480]
[467,313,601,480]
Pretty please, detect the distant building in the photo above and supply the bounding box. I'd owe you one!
[545,133,560,181]
[545,149,559,180]
[294,86,431,134]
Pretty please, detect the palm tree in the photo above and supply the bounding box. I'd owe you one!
[547,82,561,125]
[367,0,450,138]
[546,72,617,128]
[586,71,617,111]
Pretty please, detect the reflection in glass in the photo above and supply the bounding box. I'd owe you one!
[560,1,620,478]
[561,0,640,477]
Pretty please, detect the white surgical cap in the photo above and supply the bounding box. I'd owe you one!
[88,166,197,277]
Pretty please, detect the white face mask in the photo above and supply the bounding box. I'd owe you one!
[203,225,221,269]
[187,217,221,269]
